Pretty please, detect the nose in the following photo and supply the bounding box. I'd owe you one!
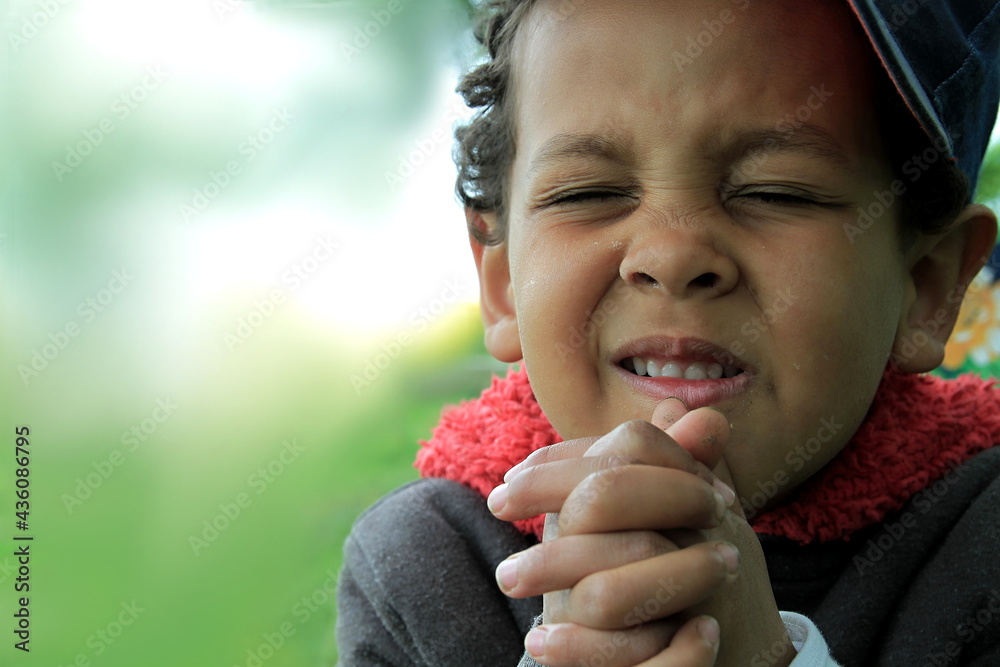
[619,218,738,299]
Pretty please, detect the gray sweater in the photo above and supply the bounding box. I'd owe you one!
[336,447,1000,666]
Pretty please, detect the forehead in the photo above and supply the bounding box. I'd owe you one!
[510,0,880,162]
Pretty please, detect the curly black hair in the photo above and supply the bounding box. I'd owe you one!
[453,0,969,247]
[453,0,536,245]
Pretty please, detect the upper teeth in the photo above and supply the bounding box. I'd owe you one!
[627,356,740,380]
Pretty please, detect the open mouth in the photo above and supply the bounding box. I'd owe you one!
[620,356,745,380]
[611,337,752,408]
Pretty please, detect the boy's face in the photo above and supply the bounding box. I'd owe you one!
[480,0,922,503]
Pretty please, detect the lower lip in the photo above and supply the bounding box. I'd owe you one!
[614,365,752,409]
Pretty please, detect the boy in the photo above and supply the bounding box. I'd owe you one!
[337,1,1000,665]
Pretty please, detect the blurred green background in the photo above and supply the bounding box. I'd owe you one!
[3,1,499,665]
[1,1,999,666]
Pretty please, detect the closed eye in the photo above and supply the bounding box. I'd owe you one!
[736,191,820,206]
[549,189,637,206]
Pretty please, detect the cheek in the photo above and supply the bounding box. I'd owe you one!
[510,228,615,344]
[729,239,906,500]
[761,221,905,379]
[508,230,622,433]
[777,265,901,446]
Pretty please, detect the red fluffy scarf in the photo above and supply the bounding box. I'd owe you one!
[415,365,999,544]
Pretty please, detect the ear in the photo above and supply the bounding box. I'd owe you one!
[468,208,522,363]
[892,203,998,372]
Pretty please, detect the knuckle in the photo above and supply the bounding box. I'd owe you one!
[600,452,640,469]
[560,467,628,531]
[590,422,650,457]
[542,512,561,540]
[618,531,670,562]
[616,419,663,446]
[589,463,632,492]
[570,570,620,625]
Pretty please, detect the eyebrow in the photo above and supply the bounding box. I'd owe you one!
[528,133,633,176]
[725,124,853,170]
[527,124,853,175]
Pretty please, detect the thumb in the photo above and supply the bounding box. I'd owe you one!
[652,399,731,471]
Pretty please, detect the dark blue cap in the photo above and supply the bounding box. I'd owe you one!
[847,0,999,195]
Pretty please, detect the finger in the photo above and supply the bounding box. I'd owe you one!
[583,420,736,508]
[492,454,647,520]
[543,511,560,541]
[661,407,731,473]
[504,437,600,482]
[565,541,739,629]
[584,420,715,485]
[650,396,689,431]
[496,531,678,598]
[636,616,720,667]
[523,620,679,667]
[558,465,727,535]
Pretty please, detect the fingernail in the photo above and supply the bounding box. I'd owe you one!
[487,484,508,514]
[713,478,737,506]
[713,491,727,523]
[668,396,689,409]
[716,542,739,576]
[495,557,518,592]
[698,616,720,645]
[525,626,548,658]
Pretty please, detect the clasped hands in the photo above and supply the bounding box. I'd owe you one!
[488,399,794,667]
